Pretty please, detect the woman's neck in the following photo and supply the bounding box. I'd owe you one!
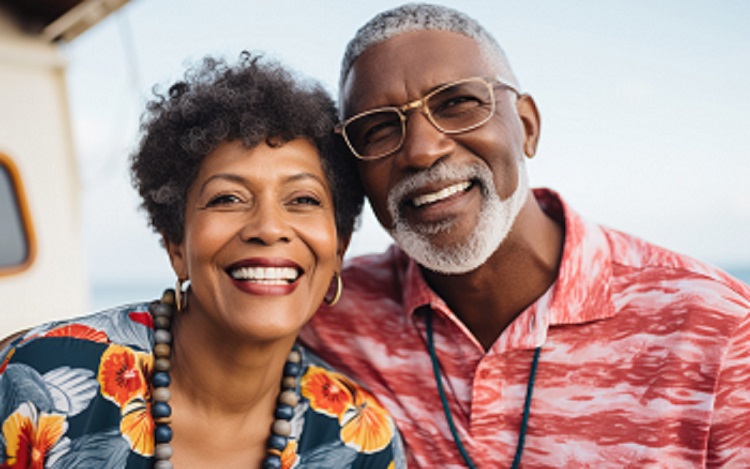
[169,306,296,414]
[165,304,298,467]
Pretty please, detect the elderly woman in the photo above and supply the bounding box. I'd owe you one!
[0,52,404,468]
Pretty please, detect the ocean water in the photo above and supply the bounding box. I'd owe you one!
[729,266,750,286]
[89,265,750,312]
[89,282,168,312]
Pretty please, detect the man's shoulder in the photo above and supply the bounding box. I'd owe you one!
[602,225,750,306]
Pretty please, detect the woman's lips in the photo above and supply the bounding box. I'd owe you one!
[226,258,302,295]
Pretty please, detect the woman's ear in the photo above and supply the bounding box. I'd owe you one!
[516,93,541,158]
[163,234,188,280]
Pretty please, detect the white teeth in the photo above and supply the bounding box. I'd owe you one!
[230,267,299,284]
[412,181,471,207]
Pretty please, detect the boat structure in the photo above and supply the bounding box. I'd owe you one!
[0,0,128,334]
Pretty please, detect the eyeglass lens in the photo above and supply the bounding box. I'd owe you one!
[344,79,494,159]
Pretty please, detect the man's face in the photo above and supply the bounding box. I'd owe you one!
[341,30,539,273]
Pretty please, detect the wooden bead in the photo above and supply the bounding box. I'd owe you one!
[152,371,171,388]
[153,387,171,402]
[154,329,171,344]
[152,401,172,419]
[272,419,292,436]
[278,389,299,407]
[281,376,297,390]
[154,443,173,460]
[161,289,176,305]
[149,302,173,318]
[154,315,171,330]
[283,361,301,377]
[154,357,171,372]
[287,349,301,363]
[261,455,282,469]
[154,343,171,358]
[154,424,173,443]
[274,404,294,421]
[267,434,287,451]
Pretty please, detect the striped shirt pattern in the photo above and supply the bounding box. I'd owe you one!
[300,188,750,468]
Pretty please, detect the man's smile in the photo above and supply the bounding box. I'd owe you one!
[410,180,473,208]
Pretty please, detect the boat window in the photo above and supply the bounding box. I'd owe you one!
[0,154,35,273]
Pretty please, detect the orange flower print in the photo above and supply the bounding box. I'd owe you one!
[0,348,14,374]
[121,397,154,456]
[97,345,154,456]
[301,366,393,453]
[1,402,67,469]
[43,324,108,343]
[301,365,354,417]
[98,344,152,407]
[339,387,393,453]
[280,439,298,469]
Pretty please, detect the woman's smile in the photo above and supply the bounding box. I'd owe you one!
[227,257,303,294]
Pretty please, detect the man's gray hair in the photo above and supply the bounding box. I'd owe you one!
[340,3,520,93]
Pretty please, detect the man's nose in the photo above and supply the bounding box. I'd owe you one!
[395,110,454,170]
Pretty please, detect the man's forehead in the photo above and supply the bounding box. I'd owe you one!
[340,30,492,115]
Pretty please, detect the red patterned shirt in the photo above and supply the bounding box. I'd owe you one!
[300,188,750,468]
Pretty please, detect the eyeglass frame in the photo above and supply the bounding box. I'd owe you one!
[335,76,519,161]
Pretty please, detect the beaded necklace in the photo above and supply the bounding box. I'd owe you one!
[425,310,541,469]
[148,290,301,469]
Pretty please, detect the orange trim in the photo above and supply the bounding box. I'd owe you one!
[0,153,37,277]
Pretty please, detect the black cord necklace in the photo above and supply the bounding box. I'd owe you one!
[425,310,541,469]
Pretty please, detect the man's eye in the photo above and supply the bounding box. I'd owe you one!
[432,95,483,116]
[363,119,401,144]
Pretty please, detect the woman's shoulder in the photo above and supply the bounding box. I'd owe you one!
[0,301,156,364]
[0,302,158,468]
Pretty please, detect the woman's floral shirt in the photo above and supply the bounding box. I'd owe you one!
[0,303,405,468]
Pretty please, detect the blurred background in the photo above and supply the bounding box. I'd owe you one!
[2,0,749,322]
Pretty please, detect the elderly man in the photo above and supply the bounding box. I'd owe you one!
[301,3,750,468]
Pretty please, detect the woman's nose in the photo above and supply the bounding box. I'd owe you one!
[239,201,292,245]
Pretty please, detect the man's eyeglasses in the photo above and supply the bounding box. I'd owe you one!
[336,76,518,161]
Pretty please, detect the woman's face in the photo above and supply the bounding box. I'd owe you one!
[166,138,342,342]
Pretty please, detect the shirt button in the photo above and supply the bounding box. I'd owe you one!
[477,368,491,380]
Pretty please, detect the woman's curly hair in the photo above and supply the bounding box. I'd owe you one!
[130,51,363,245]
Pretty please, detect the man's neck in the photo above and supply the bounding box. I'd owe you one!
[422,198,564,351]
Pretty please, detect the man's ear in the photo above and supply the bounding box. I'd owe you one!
[516,94,541,158]
[163,234,188,280]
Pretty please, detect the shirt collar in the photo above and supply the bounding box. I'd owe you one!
[399,188,616,327]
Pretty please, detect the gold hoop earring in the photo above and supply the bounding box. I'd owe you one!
[175,279,188,312]
[324,273,343,306]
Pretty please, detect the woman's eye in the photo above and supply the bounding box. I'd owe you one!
[205,193,242,207]
[291,195,322,206]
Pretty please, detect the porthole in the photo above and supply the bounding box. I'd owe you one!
[0,153,36,274]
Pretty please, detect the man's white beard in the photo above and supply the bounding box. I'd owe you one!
[387,161,529,275]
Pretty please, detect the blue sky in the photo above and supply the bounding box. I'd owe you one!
[62,0,750,300]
